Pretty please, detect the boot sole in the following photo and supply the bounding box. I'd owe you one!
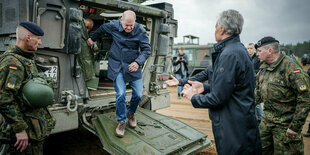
[115,132,124,138]
[128,124,136,128]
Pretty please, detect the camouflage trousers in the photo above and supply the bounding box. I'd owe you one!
[7,140,43,155]
[259,120,304,155]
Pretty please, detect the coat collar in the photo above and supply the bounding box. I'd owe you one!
[7,45,36,59]
[212,35,240,64]
[117,20,138,36]
[213,34,240,53]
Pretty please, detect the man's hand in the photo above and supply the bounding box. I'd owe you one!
[87,38,94,47]
[15,130,28,152]
[182,84,199,100]
[188,80,204,94]
[128,62,139,72]
[176,57,180,62]
[286,128,298,137]
[165,75,179,86]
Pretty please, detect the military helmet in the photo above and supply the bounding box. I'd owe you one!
[22,77,54,108]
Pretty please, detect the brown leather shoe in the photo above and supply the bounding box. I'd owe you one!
[115,121,126,138]
[127,113,136,128]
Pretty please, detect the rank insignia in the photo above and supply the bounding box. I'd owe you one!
[299,85,306,91]
[7,83,15,89]
[6,77,17,90]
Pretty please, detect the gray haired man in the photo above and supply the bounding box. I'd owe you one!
[181,10,262,154]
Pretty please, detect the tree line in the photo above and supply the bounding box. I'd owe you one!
[280,40,310,57]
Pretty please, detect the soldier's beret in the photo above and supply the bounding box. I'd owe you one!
[255,36,279,49]
[19,21,44,36]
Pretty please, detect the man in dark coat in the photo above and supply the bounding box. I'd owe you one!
[181,10,261,155]
[247,43,263,124]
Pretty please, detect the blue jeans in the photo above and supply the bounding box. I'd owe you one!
[175,70,187,96]
[255,103,263,121]
[113,72,143,122]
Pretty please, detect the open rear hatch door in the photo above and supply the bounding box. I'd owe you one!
[92,108,211,154]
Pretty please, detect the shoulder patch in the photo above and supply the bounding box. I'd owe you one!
[293,69,300,73]
[6,77,17,89]
[297,80,308,92]
[299,85,307,91]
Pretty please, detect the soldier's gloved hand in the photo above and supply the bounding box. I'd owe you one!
[15,130,28,152]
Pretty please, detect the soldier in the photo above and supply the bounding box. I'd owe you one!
[255,36,310,154]
[0,21,55,154]
[87,10,151,138]
[78,18,98,90]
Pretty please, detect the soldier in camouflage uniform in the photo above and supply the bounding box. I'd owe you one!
[0,21,55,155]
[78,18,97,89]
[255,36,310,154]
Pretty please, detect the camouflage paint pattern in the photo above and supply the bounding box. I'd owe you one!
[259,120,304,155]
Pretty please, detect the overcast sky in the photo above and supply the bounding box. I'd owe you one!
[143,0,310,46]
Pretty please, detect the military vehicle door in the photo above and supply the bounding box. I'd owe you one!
[93,107,211,155]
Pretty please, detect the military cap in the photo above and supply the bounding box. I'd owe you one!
[19,21,44,36]
[255,36,279,49]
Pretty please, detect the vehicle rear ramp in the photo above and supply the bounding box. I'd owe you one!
[93,108,211,155]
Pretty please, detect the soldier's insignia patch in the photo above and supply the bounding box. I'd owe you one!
[7,83,15,89]
[6,77,17,89]
[9,66,17,70]
[293,69,300,73]
[299,85,306,91]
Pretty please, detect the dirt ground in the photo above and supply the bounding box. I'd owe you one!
[156,86,310,154]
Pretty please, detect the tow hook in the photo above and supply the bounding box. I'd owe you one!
[62,90,79,112]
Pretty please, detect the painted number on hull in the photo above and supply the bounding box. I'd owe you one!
[44,66,58,82]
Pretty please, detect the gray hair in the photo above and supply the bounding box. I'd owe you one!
[263,42,280,53]
[16,25,30,40]
[122,10,136,21]
[216,9,244,35]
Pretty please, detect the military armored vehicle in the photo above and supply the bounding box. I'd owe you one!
[173,35,214,76]
[0,0,211,154]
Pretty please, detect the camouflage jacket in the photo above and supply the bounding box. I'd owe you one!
[0,45,55,140]
[255,53,310,132]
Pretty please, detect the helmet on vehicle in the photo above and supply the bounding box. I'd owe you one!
[22,77,54,108]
